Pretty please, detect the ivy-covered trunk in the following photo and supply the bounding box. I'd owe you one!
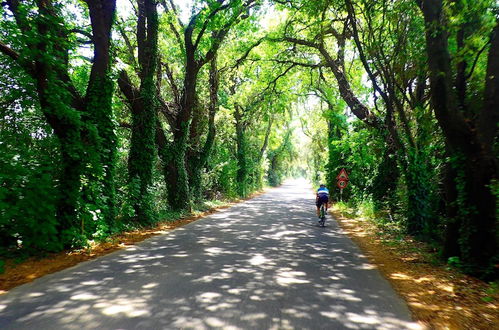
[404,150,435,238]
[85,0,117,228]
[371,144,399,212]
[234,105,248,197]
[118,0,158,223]
[128,72,157,222]
[2,0,119,246]
[166,61,199,211]
[441,155,460,258]
[56,133,84,242]
[188,56,219,201]
[85,77,116,226]
[166,123,190,211]
[30,5,84,244]
[188,158,204,202]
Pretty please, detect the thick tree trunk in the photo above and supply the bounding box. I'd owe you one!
[190,56,219,200]
[3,0,117,246]
[405,150,435,237]
[372,143,399,212]
[441,155,461,258]
[165,60,199,211]
[85,0,117,227]
[167,124,191,211]
[56,143,83,237]
[479,21,499,151]
[155,119,188,212]
[128,78,157,221]
[123,0,158,222]
[29,3,84,243]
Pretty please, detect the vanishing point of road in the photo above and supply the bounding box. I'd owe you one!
[0,180,421,329]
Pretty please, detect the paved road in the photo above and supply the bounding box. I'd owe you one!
[0,180,420,329]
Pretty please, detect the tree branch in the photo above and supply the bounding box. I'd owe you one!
[0,41,20,62]
[118,70,140,115]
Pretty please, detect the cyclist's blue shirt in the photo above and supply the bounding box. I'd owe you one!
[317,187,329,196]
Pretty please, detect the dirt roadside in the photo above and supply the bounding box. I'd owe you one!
[331,207,498,330]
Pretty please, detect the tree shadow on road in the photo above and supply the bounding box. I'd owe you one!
[0,182,421,329]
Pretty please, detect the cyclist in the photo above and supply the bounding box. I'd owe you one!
[316,184,329,218]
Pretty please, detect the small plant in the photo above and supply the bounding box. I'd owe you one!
[447,256,463,269]
[481,281,498,303]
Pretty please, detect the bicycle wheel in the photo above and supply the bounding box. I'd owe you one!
[319,205,326,227]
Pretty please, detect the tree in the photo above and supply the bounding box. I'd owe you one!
[118,0,159,223]
[417,0,498,277]
[155,0,259,210]
[0,0,117,246]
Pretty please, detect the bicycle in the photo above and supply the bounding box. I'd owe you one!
[318,204,326,227]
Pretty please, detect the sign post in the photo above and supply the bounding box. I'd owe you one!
[336,168,349,201]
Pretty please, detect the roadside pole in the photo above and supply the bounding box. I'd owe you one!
[336,168,349,202]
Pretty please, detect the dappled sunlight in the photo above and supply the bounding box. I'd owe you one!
[70,292,99,301]
[275,270,310,286]
[0,181,420,329]
[391,272,411,280]
[96,297,151,317]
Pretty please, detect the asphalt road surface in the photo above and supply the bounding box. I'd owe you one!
[0,179,421,329]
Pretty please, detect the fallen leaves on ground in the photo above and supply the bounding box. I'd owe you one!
[331,208,498,330]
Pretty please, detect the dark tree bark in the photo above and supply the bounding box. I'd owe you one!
[259,114,273,161]
[480,21,499,153]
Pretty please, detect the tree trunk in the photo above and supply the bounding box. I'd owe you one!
[166,123,191,211]
[165,58,200,211]
[188,57,219,201]
[30,3,84,244]
[2,0,117,246]
[120,0,158,223]
[234,105,248,197]
[85,0,117,228]
[441,151,461,258]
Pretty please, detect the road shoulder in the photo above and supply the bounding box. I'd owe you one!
[331,207,498,329]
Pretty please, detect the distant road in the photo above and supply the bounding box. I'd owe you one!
[0,179,420,329]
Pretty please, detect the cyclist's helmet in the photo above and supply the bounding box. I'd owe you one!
[320,184,326,188]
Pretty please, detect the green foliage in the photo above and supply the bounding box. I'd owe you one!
[481,281,498,303]
[447,256,463,269]
[267,130,296,187]
[372,148,399,212]
[404,149,439,239]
